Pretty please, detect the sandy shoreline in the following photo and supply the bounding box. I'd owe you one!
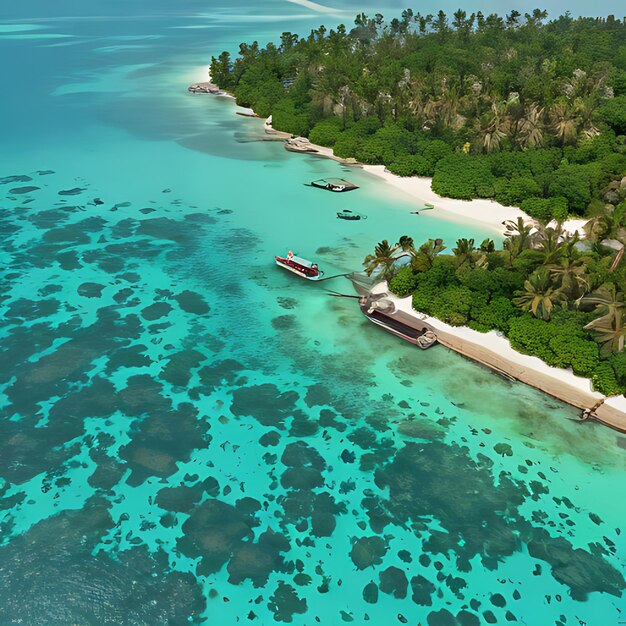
[361,165,589,237]
[362,165,528,235]
[198,67,589,236]
[264,121,588,236]
[368,283,626,432]
[198,80,586,236]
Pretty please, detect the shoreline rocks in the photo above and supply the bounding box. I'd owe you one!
[187,82,224,95]
[284,137,319,154]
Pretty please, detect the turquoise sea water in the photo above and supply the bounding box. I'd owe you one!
[1,2,625,625]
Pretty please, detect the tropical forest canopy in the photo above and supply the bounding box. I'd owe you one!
[211,9,626,221]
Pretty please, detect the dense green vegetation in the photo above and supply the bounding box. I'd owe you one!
[212,9,626,219]
[364,206,626,396]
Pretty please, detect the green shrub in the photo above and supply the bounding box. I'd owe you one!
[597,96,626,134]
[468,320,492,333]
[271,99,310,136]
[494,176,541,206]
[388,266,419,297]
[487,151,528,178]
[470,296,518,333]
[388,155,429,177]
[520,196,569,222]
[350,117,382,137]
[548,335,599,376]
[610,351,626,386]
[430,285,473,325]
[333,134,362,158]
[308,117,344,146]
[412,284,437,314]
[508,315,555,363]
[432,154,495,200]
[419,140,453,175]
[548,164,593,214]
[592,362,623,396]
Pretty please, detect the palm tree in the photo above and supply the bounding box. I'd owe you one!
[476,101,509,153]
[363,237,416,281]
[533,223,564,265]
[398,235,415,252]
[410,238,446,272]
[550,101,578,145]
[503,217,534,263]
[584,204,626,272]
[581,284,625,321]
[452,238,476,268]
[548,257,586,302]
[585,309,626,355]
[517,104,545,149]
[363,240,400,281]
[480,238,495,253]
[513,268,563,320]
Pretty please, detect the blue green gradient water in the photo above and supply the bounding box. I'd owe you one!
[1,2,625,624]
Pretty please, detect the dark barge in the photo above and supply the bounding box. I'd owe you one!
[359,296,437,349]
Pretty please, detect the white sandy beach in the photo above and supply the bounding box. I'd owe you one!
[371,283,626,431]
[362,165,592,237]
[274,126,589,236]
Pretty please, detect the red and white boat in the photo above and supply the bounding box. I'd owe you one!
[275,251,323,280]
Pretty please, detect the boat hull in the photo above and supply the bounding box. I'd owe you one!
[359,302,436,349]
[275,256,320,280]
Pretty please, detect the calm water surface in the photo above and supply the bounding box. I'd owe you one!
[1,2,625,624]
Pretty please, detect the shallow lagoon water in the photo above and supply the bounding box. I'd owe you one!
[1,2,626,625]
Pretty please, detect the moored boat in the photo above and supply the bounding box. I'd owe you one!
[359,294,437,349]
[275,251,323,280]
[337,209,366,221]
[310,178,358,192]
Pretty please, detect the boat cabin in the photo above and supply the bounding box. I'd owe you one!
[275,251,321,279]
[310,178,359,193]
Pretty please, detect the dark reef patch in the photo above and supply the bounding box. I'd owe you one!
[105,344,152,373]
[140,301,172,321]
[5,297,60,321]
[197,359,244,390]
[227,529,290,586]
[272,314,296,331]
[155,481,212,513]
[411,575,435,605]
[375,442,625,598]
[78,282,105,298]
[159,349,205,387]
[118,385,208,485]
[0,499,205,624]
[350,536,387,570]
[231,384,299,428]
[177,499,255,575]
[268,582,307,623]
[9,186,39,194]
[379,566,408,599]
[1,174,32,184]
[304,383,332,407]
[88,446,127,491]
[277,297,297,310]
[173,290,210,315]
[363,581,379,604]
[58,187,85,196]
